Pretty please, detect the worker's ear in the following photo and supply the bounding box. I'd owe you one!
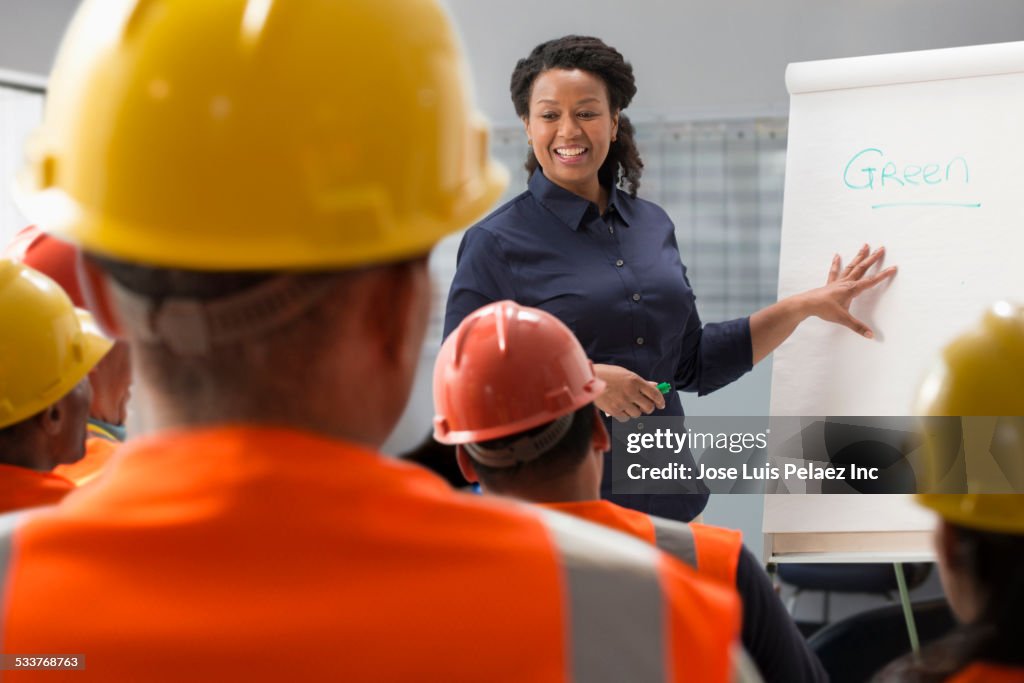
[37,402,65,436]
[79,254,127,340]
[455,446,480,484]
[935,520,963,572]
[591,405,610,452]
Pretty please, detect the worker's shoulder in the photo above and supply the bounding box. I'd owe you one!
[0,511,29,570]
[447,491,663,572]
[533,505,665,571]
[0,510,21,535]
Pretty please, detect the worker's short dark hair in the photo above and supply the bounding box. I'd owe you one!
[469,404,596,488]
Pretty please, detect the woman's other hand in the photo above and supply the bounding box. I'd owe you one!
[803,243,898,339]
[750,243,897,364]
[593,363,666,422]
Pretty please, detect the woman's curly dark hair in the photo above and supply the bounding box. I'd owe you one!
[510,35,643,197]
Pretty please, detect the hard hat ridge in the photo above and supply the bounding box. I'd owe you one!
[433,300,605,451]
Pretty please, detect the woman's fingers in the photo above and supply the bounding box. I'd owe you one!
[605,390,662,420]
[842,243,870,276]
[827,254,840,284]
[626,384,662,415]
[593,364,666,419]
[632,396,656,414]
[853,266,898,294]
[841,310,873,339]
[641,381,667,410]
[848,246,885,280]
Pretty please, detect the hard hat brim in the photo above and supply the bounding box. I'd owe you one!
[15,165,509,271]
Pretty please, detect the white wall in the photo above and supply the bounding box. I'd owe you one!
[0,0,80,77]
[4,0,1024,114]
[445,0,1024,124]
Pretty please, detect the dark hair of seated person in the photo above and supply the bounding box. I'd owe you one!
[468,405,594,490]
[397,433,466,488]
[874,525,1024,682]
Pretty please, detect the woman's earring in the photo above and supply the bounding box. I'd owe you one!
[527,139,532,146]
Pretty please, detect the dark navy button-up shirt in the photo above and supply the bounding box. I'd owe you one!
[443,170,753,521]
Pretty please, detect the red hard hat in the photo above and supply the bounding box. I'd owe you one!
[433,300,605,446]
[3,225,86,307]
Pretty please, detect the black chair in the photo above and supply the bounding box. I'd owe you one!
[778,562,933,625]
[807,598,957,683]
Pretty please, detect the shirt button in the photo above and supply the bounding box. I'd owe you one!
[636,337,645,345]
[615,259,624,267]
[637,423,644,430]
[632,293,641,302]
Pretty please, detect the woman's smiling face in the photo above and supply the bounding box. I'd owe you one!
[524,68,619,200]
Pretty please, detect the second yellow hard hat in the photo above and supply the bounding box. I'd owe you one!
[915,302,1024,535]
[0,260,111,429]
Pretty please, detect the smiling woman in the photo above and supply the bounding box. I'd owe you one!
[525,68,616,205]
[510,37,643,205]
[442,35,898,523]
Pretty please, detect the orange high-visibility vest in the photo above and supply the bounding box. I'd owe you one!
[949,663,1024,682]
[544,499,742,586]
[52,422,121,486]
[0,464,75,514]
[0,427,741,682]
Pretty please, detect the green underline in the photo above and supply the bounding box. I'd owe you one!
[870,201,981,209]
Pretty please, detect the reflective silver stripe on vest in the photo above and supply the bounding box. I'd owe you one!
[732,644,765,683]
[0,512,26,649]
[537,508,668,683]
[649,515,698,570]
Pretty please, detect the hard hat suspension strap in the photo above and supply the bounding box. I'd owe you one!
[108,274,338,356]
[463,413,574,468]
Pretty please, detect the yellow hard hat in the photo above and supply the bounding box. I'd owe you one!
[915,302,1024,535]
[0,260,112,429]
[17,0,507,271]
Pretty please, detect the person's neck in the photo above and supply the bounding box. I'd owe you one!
[494,474,601,504]
[134,377,388,449]
[0,439,53,471]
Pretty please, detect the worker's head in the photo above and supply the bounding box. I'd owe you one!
[914,302,1024,629]
[4,225,132,426]
[19,0,505,445]
[457,404,608,500]
[433,301,608,500]
[0,260,110,470]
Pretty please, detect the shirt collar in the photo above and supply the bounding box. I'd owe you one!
[88,417,127,442]
[606,183,633,226]
[528,170,632,231]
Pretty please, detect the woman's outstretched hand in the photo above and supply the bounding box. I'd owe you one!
[749,244,897,364]
[804,244,898,339]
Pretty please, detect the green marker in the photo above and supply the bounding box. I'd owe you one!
[657,382,672,394]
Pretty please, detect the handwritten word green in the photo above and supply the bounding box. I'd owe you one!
[843,148,969,191]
